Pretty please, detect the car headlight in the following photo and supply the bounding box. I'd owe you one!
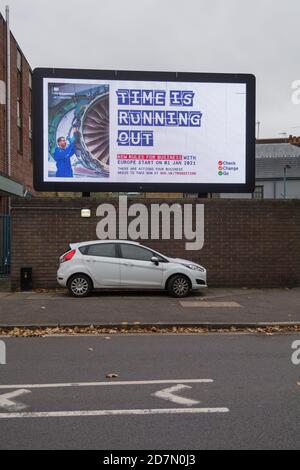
[182,264,205,272]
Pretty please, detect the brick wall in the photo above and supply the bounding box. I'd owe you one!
[10,197,300,289]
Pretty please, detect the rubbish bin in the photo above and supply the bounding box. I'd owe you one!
[20,267,33,291]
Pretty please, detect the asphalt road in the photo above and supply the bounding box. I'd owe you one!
[0,333,299,449]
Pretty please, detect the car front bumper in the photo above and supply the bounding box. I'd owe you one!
[189,270,207,289]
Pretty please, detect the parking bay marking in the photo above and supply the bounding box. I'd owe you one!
[0,389,31,412]
[0,379,229,418]
[180,301,242,308]
[0,408,229,419]
[0,378,213,390]
[153,384,200,406]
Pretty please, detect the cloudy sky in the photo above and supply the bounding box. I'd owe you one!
[1,0,300,137]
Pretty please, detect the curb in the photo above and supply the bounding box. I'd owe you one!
[1,322,300,330]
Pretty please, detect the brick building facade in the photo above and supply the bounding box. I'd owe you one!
[0,12,33,213]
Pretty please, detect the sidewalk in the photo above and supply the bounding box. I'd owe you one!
[0,286,300,328]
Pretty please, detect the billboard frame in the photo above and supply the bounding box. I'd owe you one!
[33,68,255,193]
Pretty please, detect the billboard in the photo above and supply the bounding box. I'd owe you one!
[33,69,255,193]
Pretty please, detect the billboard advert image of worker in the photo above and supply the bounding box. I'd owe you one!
[33,69,255,192]
[46,82,110,180]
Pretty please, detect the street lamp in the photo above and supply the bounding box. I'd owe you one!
[282,165,291,199]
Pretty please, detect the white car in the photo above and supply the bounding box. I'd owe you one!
[57,240,207,298]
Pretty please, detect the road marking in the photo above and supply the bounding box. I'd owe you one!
[154,384,199,406]
[0,340,5,365]
[0,378,213,390]
[180,301,242,308]
[0,389,31,411]
[0,407,229,419]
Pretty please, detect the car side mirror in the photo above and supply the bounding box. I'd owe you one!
[151,256,159,266]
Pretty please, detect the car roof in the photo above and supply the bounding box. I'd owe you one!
[69,240,168,260]
[72,240,141,247]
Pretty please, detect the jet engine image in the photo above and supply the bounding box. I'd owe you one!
[81,93,109,174]
[47,83,110,179]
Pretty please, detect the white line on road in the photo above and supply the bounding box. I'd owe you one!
[0,389,31,411]
[153,384,200,406]
[0,379,213,390]
[0,407,230,419]
[180,301,242,308]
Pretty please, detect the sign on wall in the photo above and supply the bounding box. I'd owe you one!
[33,69,255,193]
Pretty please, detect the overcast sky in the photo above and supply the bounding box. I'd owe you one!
[1,0,300,137]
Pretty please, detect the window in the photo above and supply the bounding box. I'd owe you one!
[78,246,89,255]
[80,243,117,258]
[120,244,155,261]
[154,253,169,263]
[17,49,22,154]
[29,71,33,158]
[17,50,22,71]
[17,71,22,102]
[17,126,23,154]
[253,186,264,199]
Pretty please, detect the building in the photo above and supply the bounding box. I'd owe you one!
[220,136,300,199]
[0,10,33,214]
[254,140,300,199]
[0,9,34,277]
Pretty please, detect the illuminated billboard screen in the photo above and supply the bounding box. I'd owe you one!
[33,69,255,193]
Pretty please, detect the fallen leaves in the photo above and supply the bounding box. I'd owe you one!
[0,324,299,337]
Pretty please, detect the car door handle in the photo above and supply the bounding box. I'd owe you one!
[123,263,134,267]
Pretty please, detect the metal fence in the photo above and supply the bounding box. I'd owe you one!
[0,215,11,276]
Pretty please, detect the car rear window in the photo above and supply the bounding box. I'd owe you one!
[78,245,89,255]
[79,243,117,258]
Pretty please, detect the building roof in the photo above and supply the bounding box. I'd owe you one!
[256,143,300,159]
[256,144,300,179]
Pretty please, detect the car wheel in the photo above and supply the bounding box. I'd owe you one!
[167,274,191,298]
[67,274,92,297]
